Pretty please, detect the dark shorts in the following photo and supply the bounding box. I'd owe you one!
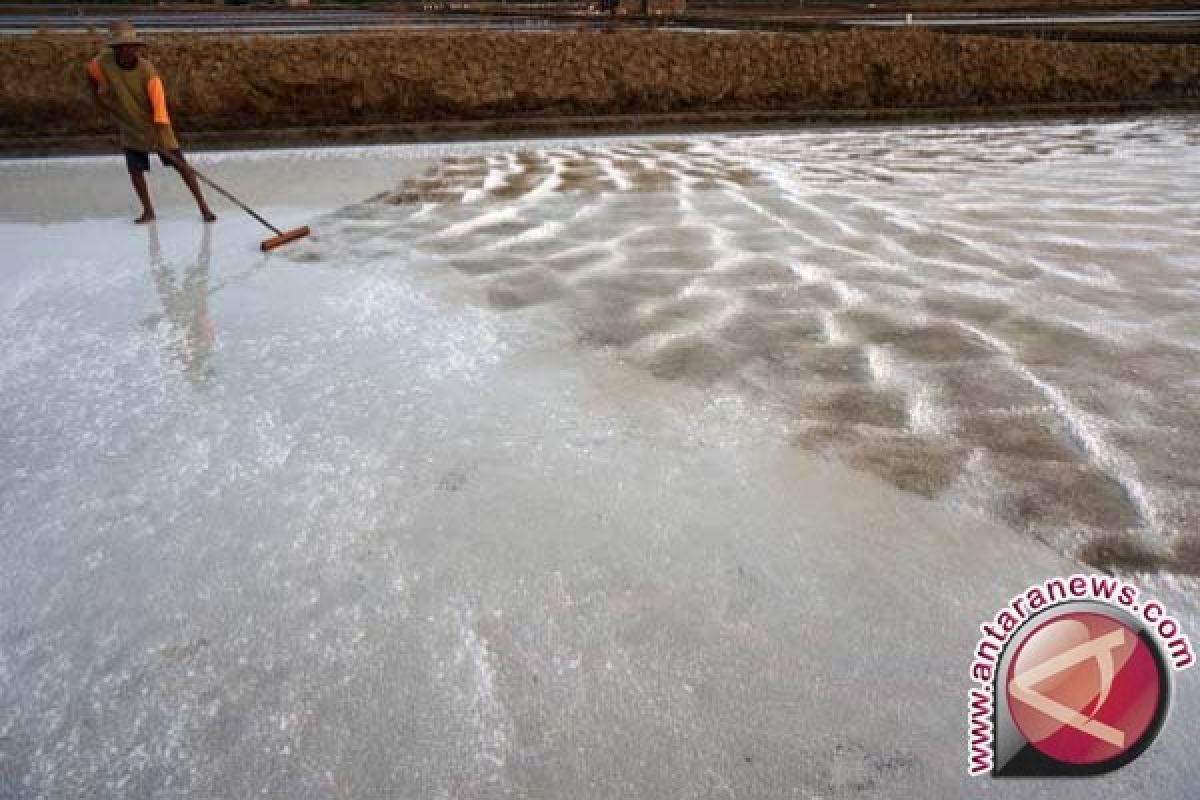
[124,148,184,173]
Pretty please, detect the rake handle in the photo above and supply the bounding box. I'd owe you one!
[158,149,282,237]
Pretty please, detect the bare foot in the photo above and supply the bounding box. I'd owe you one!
[201,210,217,223]
[134,212,155,224]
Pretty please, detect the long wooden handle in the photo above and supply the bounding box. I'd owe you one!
[158,149,282,236]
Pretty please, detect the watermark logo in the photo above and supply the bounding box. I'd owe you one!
[967,575,1193,777]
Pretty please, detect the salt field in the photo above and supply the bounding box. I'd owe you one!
[297,117,1200,577]
[1,118,1199,798]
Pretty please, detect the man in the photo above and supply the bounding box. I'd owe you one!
[86,22,216,224]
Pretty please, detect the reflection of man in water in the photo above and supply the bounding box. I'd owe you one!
[146,224,217,388]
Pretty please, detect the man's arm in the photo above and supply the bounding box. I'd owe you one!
[146,74,172,151]
[85,58,114,114]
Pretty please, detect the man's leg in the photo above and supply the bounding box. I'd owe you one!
[166,150,216,222]
[125,149,155,224]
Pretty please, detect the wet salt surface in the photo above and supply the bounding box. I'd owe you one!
[2,121,1199,798]
[295,117,1200,577]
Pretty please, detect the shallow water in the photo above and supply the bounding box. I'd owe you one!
[292,117,1200,577]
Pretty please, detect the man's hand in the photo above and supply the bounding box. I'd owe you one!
[147,123,171,153]
[91,86,115,115]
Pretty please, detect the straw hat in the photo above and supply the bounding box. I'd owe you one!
[107,21,145,48]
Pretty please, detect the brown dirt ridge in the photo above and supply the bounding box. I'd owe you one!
[2,29,1198,151]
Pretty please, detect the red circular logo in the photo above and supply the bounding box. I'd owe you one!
[1006,611,1164,766]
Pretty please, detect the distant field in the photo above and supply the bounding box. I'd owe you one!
[686,0,1199,12]
[0,0,1197,10]
[3,28,1197,154]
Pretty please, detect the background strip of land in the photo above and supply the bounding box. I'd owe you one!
[3,29,1197,154]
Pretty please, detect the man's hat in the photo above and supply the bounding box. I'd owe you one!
[107,21,145,48]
